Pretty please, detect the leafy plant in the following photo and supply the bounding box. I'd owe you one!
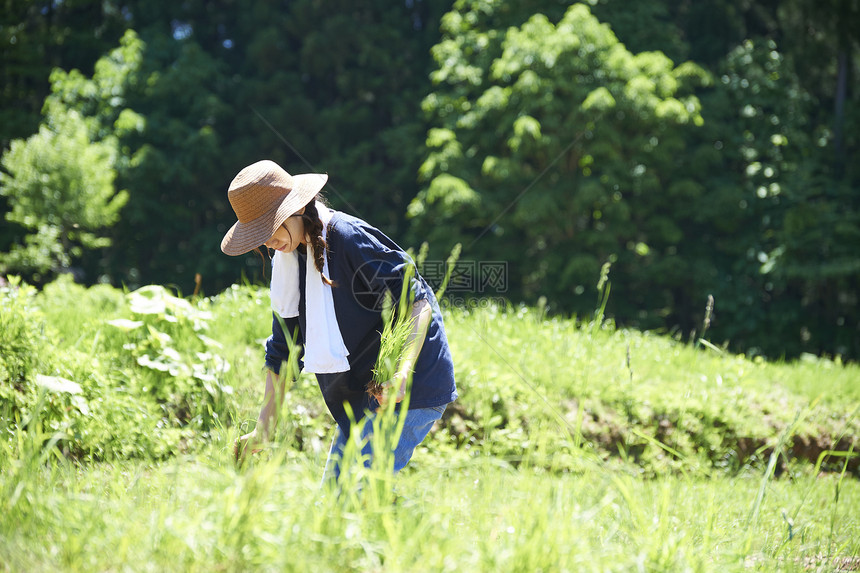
[0,277,42,394]
[108,285,233,431]
[1,279,241,462]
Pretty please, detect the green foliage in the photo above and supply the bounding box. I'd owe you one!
[80,1,450,295]
[437,302,859,477]
[405,0,860,360]
[2,279,860,569]
[6,279,857,474]
[0,0,128,149]
[368,264,418,396]
[0,278,43,403]
[1,0,858,359]
[0,278,167,461]
[45,29,146,142]
[411,2,708,325]
[204,283,273,349]
[0,280,98,461]
[0,279,237,461]
[1,371,859,571]
[107,285,233,430]
[677,37,860,358]
[0,86,128,281]
[4,450,859,572]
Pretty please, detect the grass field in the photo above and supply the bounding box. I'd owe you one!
[3,442,859,572]
[1,279,858,571]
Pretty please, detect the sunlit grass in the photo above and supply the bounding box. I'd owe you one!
[2,279,859,571]
[2,434,858,572]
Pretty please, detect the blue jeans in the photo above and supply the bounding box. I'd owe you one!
[322,404,446,482]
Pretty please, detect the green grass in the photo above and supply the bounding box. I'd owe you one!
[440,305,859,476]
[1,280,859,571]
[3,437,858,572]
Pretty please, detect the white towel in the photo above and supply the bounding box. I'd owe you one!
[270,204,350,373]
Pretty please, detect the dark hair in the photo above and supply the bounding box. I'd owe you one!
[301,196,334,286]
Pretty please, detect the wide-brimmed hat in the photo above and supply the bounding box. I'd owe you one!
[220,160,328,256]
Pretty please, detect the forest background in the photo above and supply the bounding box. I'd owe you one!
[1,0,858,361]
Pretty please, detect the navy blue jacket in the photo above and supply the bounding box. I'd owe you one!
[265,211,457,433]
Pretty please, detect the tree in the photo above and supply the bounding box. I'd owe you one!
[2,1,450,293]
[0,103,128,282]
[577,0,860,358]
[0,0,129,259]
[0,0,127,150]
[35,0,452,293]
[409,2,707,323]
[0,29,143,283]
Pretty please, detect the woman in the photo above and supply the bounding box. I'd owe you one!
[221,160,457,480]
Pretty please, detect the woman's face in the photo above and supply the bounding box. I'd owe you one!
[264,209,305,253]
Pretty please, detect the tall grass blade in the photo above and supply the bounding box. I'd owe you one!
[745,403,813,550]
[434,243,461,301]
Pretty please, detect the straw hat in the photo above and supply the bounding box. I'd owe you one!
[220,160,328,256]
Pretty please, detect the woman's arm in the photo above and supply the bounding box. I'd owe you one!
[236,314,301,463]
[377,297,433,405]
[235,369,286,463]
[256,368,288,439]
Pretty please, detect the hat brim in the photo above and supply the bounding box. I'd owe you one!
[221,172,328,256]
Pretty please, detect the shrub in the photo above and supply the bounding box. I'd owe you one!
[2,279,238,462]
[104,285,234,433]
[1,278,48,426]
[0,278,42,392]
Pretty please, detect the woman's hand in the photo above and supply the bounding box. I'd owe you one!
[373,299,432,407]
[234,428,264,465]
[375,370,409,407]
[235,369,285,465]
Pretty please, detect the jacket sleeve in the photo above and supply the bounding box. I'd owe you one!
[264,313,304,376]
